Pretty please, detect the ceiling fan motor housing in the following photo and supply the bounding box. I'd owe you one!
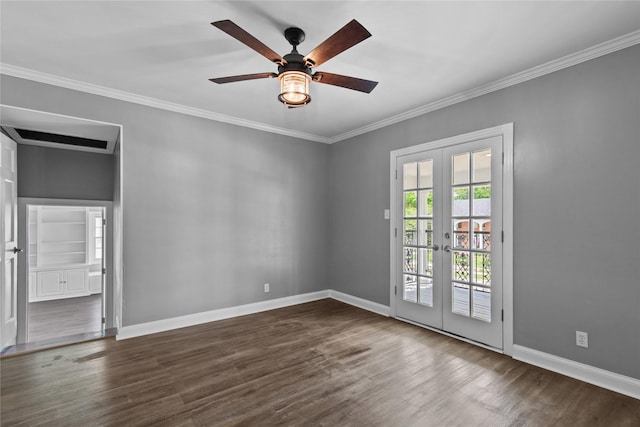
[278,52,312,76]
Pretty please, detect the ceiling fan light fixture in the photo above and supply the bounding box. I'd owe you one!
[278,71,311,107]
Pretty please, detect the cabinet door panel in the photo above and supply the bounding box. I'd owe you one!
[65,269,88,293]
[37,271,63,296]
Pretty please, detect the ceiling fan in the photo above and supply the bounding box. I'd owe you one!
[209,19,378,107]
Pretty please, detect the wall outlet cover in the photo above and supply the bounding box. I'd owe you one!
[576,331,588,348]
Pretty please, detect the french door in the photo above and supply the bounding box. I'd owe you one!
[394,136,503,349]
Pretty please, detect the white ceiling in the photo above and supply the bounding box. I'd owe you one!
[1,1,639,143]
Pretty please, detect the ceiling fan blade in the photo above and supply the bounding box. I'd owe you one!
[212,20,285,64]
[304,19,371,68]
[313,72,378,93]
[209,72,277,84]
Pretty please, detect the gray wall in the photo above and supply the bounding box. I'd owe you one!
[17,144,114,200]
[330,45,640,379]
[1,75,330,326]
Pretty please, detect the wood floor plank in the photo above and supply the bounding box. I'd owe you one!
[1,299,638,426]
[27,294,102,342]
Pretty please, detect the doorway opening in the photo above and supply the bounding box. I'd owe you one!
[25,204,108,344]
[0,105,123,355]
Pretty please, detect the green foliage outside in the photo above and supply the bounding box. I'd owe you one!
[404,186,490,216]
[453,186,491,200]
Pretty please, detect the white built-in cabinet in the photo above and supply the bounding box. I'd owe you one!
[28,206,102,302]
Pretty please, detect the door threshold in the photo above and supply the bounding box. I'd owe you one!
[0,328,117,358]
[394,316,504,354]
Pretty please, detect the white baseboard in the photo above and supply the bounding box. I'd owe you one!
[329,290,390,317]
[513,345,640,400]
[117,290,329,340]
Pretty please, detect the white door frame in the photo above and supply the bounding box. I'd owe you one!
[390,123,514,355]
[18,198,114,343]
[1,104,124,345]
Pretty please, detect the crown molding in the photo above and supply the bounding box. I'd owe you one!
[0,64,331,144]
[328,29,640,143]
[2,29,638,145]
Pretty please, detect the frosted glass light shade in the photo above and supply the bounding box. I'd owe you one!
[278,71,311,107]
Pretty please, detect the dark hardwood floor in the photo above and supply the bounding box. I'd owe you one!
[27,294,102,342]
[1,299,638,426]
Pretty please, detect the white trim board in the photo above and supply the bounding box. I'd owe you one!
[117,290,330,340]
[332,29,640,143]
[117,290,388,341]
[2,29,638,144]
[0,64,330,144]
[513,345,640,400]
[329,290,390,317]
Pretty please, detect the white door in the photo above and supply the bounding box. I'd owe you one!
[1,133,19,349]
[395,136,503,349]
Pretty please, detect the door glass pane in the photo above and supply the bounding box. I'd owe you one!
[452,187,469,216]
[472,287,491,322]
[418,248,433,276]
[418,190,433,217]
[473,185,491,216]
[404,248,417,274]
[418,219,433,246]
[473,220,491,250]
[452,153,470,185]
[418,160,433,188]
[453,219,469,249]
[473,253,491,285]
[419,277,433,307]
[403,162,417,190]
[404,220,417,246]
[404,274,417,302]
[404,191,417,217]
[452,283,470,316]
[472,150,491,182]
[453,250,470,282]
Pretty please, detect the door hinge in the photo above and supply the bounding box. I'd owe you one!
[102,268,106,275]
[394,286,397,296]
[102,317,106,324]
[394,227,397,238]
[501,231,504,243]
[102,218,106,226]
[501,310,504,322]
[395,169,398,180]
[502,152,504,165]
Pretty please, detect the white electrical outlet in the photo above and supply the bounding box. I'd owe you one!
[576,331,588,348]
[264,283,269,293]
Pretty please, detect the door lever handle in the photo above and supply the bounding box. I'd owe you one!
[12,247,24,254]
[443,245,452,252]
[427,245,439,251]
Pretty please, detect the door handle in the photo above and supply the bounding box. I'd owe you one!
[443,245,452,252]
[427,245,440,251]
[12,247,24,254]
